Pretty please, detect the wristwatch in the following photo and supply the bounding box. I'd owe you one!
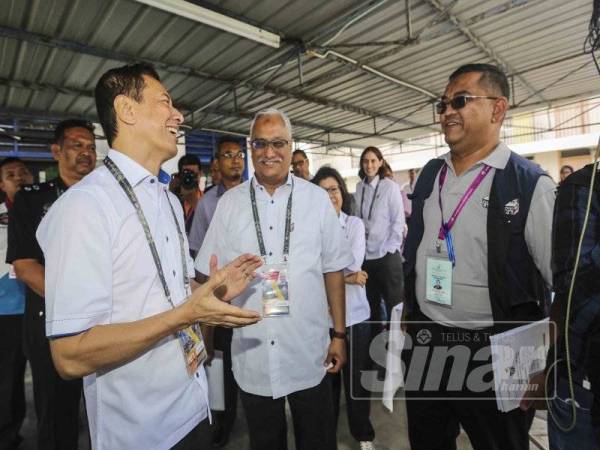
[332,330,347,340]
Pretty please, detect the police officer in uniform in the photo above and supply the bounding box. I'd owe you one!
[7,119,96,450]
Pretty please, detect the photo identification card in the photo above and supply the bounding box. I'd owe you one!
[260,262,290,317]
[177,322,207,377]
[425,253,453,307]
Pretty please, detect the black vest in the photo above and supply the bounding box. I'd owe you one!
[403,151,551,325]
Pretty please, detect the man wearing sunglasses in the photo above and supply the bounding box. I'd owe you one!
[195,108,353,450]
[402,63,555,449]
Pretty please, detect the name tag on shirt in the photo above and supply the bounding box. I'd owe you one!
[260,262,290,317]
[425,252,453,307]
[177,323,207,377]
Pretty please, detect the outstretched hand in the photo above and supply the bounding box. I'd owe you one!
[209,254,262,302]
[184,254,263,328]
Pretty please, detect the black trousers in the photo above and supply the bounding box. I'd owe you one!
[240,376,336,450]
[362,251,404,324]
[170,419,211,450]
[0,315,26,450]
[402,312,534,450]
[24,313,82,450]
[329,321,374,443]
[212,327,237,433]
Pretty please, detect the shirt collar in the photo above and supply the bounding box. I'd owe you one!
[366,175,380,187]
[338,211,348,228]
[251,173,294,191]
[106,149,171,187]
[440,141,510,172]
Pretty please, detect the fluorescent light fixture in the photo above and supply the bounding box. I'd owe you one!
[134,0,280,48]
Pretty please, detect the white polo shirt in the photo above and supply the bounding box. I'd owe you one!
[195,175,353,398]
[37,150,209,450]
[339,212,370,327]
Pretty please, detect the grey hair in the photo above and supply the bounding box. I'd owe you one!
[249,108,293,139]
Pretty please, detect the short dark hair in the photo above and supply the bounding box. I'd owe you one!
[0,157,26,180]
[560,164,574,173]
[216,136,242,157]
[312,166,353,215]
[358,146,386,179]
[95,63,160,147]
[292,149,308,160]
[449,64,510,99]
[54,119,95,145]
[177,154,201,173]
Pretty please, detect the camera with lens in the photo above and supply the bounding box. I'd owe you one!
[180,169,199,190]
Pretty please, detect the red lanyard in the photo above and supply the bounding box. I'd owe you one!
[437,163,492,264]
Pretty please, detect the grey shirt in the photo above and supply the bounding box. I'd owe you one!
[188,183,226,252]
[416,142,555,329]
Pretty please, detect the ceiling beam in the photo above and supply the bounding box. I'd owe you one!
[0,78,398,142]
[425,0,548,104]
[0,25,425,130]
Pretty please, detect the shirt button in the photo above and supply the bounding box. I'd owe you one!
[269,252,272,256]
[271,340,275,345]
[166,236,169,242]
[271,200,274,204]
[269,226,273,230]
[150,179,155,184]
[173,270,176,277]
[38,311,44,317]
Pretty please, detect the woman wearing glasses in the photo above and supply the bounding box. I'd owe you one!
[313,166,375,450]
[354,147,405,329]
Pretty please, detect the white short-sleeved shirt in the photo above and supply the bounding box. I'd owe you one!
[195,175,353,398]
[338,212,370,327]
[37,150,209,450]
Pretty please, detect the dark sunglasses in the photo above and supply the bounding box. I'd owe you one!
[435,95,499,115]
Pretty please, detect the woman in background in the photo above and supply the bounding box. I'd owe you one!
[354,147,404,327]
[313,166,375,450]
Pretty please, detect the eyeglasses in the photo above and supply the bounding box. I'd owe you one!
[250,138,290,151]
[435,95,499,115]
[291,159,307,167]
[324,186,340,196]
[219,152,245,160]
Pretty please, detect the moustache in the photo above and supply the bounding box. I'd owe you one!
[77,156,93,165]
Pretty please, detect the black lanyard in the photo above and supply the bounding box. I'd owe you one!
[360,178,380,221]
[104,157,190,307]
[250,178,294,260]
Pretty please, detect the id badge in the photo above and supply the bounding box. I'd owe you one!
[177,322,207,377]
[260,262,290,317]
[425,250,453,307]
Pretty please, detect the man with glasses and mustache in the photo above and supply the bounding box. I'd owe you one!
[402,64,555,449]
[291,149,312,181]
[196,108,353,450]
[6,119,96,450]
[188,135,246,448]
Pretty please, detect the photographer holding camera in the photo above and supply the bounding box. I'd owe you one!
[176,154,203,234]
